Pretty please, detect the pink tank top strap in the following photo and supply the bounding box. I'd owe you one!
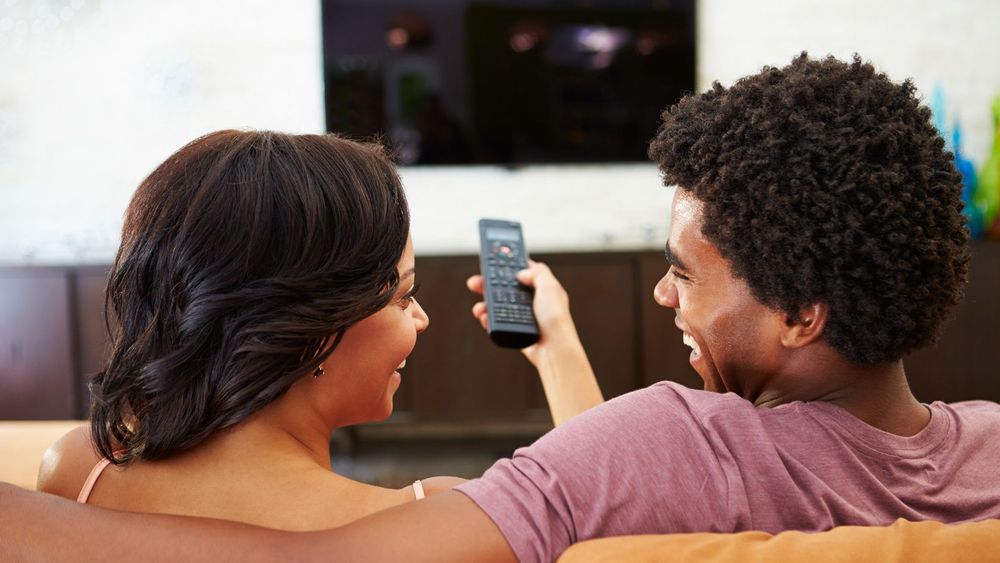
[76,458,114,504]
[412,479,425,500]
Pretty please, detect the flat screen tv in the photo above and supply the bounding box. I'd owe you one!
[322,0,695,165]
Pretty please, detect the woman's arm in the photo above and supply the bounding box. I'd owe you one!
[468,261,604,426]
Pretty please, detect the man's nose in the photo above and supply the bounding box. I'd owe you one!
[653,271,679,309]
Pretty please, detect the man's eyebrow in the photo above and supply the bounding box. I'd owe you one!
[663,242,689,271]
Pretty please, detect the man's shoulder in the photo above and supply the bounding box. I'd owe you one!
[615,381,757,421]
[933,399,1000,432]
[937,399,1000,415]
[554,381,762,447]
[606,383,839,453]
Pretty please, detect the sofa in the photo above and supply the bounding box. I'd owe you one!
[0,420,85,490]
[558,519,1000,562]
[5,421,998,562]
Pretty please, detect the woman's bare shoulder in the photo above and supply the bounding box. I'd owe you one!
[36,425,103,499]
[420,475,467,496]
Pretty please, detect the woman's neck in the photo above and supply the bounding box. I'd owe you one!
[188,398,337,471]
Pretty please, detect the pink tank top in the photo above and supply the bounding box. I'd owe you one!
[76,458,113,503]
[76,458,427,503]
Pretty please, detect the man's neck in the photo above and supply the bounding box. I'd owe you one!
[819,362,930,437]
[755,358,930,437]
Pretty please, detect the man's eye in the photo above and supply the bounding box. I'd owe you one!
[669,267,690,282]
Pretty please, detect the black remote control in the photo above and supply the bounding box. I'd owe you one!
[478,218,540,349]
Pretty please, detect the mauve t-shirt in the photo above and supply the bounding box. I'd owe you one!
[455,381,1000,563]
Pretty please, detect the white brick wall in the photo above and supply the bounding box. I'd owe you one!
[698,0,1000,164]
[0,0,325,263]
[2,0,998,263]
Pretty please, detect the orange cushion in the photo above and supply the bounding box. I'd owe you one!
[558,519,1000,563]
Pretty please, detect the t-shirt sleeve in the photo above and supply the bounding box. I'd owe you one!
[455,382,739,563]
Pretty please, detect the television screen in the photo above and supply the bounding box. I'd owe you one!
[323,0,695,165]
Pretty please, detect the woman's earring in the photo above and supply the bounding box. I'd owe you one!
[313,366,325,378]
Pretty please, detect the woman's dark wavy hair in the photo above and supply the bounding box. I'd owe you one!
[91,130,409,464]
[649,53,970,364]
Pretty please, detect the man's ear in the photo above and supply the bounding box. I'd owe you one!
[781,302,828,349]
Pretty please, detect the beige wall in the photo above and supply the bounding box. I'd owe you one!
[2,0,998,263]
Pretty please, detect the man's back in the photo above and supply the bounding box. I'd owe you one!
[457,382,1000,562]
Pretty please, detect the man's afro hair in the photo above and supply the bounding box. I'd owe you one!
[649,53,970,364]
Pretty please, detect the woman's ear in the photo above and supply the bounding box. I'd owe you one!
[781,302,828,349]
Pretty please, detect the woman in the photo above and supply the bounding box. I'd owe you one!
[36,130,602,531]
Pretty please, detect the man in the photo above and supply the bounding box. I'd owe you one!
[2,53,998,562]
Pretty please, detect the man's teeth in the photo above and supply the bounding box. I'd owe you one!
[396,360,406,370]
[682,333,700,353]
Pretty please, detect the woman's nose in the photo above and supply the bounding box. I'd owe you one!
[413,299,430,333]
